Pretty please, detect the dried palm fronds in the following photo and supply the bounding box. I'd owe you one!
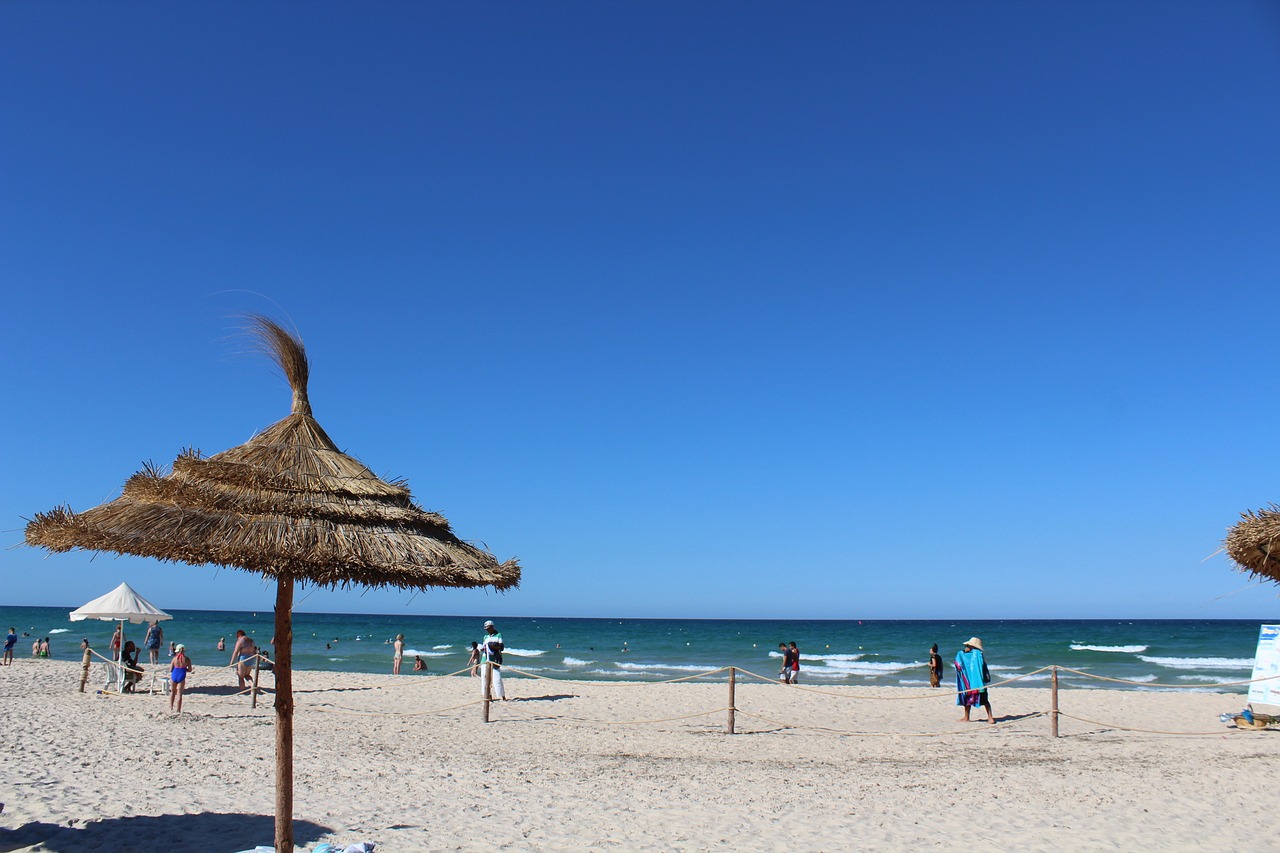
[1225,505,1280,585]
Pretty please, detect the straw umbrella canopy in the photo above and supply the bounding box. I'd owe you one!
[1225,504,1280,585]
[26,316,519,852]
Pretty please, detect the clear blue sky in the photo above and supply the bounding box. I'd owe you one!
[3,2,1279,620]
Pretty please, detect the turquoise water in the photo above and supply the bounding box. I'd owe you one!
[3,606,1271,693]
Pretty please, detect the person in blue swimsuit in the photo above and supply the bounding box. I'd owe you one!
[169,644,193,714]
[3,628,16,666]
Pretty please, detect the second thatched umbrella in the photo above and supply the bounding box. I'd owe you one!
[1225,504,1280,586]
[26,316,519,852]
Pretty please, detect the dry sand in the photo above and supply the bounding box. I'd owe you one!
[1,658,1276,852]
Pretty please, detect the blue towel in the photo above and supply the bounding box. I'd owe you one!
[955,649,987,706]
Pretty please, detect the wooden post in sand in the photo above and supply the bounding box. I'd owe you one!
[251,655,262,709]
[728,667,737,735]
[483,661,492,723]
[1050,666,1059,738]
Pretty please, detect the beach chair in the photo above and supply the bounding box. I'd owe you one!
[99,659,124,692]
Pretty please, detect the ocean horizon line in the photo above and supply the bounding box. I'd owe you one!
[9,604,1276,623]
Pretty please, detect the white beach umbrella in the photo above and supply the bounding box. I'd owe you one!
[70,582,172,688]
[70,581,173,624]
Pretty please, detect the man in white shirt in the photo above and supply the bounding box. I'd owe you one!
[479,619,506,700]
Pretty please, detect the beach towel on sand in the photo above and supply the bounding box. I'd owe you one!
[955,649,987,707]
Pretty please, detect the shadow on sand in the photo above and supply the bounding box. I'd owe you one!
[0,811,331,853]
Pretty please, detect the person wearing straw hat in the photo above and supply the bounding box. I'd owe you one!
[955,637,994,724]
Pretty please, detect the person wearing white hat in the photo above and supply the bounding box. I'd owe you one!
[169,643,193,715]
[955,637,994,724]
[479,620,506,700]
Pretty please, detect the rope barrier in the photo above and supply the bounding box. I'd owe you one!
[307,698,486,718]
[732,665,1055,699]
[493,698,732,726]
[501,665,733,685]
[1052,667,1280,690]
[733,709,1042,738]
[1055,712,1237,737]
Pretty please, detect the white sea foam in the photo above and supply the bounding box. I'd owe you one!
[504,648,544,658]
[432,644,452,650]
[562,657,592,667]
[48,629,71,634]
[403,649,449,657]
[1137,656,1252,670]
[1176,674,1243,684]
[769,651,864,662]
[1070,644,1148,654]
[615,662,716,673]
[1127,674,1159,683]
[816,660,921,676]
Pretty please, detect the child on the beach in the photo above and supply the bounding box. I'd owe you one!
[169,644,193,714]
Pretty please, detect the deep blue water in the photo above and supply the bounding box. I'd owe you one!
[5,607,1273,693]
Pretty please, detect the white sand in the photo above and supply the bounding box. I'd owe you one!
[1,658,1276,852]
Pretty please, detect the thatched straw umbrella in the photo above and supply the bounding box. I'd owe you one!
[26,316,519,852]
[1225,505,1280,586]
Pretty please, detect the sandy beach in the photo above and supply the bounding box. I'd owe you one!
[0,658,1276,852]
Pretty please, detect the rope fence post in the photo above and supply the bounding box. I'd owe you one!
[251,655,262,709]
[1050,665,1059,739]
[728,666,736,735]
[482,661,492,723]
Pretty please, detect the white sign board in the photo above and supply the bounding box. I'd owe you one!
[1246,623,1280,707]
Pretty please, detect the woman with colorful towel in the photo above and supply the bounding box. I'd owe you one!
[955,637,994,724]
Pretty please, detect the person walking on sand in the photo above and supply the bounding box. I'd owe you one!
[789,642,801,684]
[955,637,994,723]
[143,620,163,665]
[229,630,257,690]
[467,641,481,677]
[3,628,15,666]
[169,644,192,714]
[928,643,944,688]
[778,643,793,683]
[479,620,506,700]
[393,634,405,674]
[110,626,122,661]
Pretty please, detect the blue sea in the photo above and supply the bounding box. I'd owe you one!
[3,607,1272,693]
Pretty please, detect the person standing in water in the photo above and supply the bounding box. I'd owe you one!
[955,637,994,724]
[143,620,164,665]
[392,634,405,674]
[467,641,481,677]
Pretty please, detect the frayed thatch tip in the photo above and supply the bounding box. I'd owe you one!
[243,314,311,416]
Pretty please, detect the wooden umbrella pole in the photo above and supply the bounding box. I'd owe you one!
[274,574,295,853]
